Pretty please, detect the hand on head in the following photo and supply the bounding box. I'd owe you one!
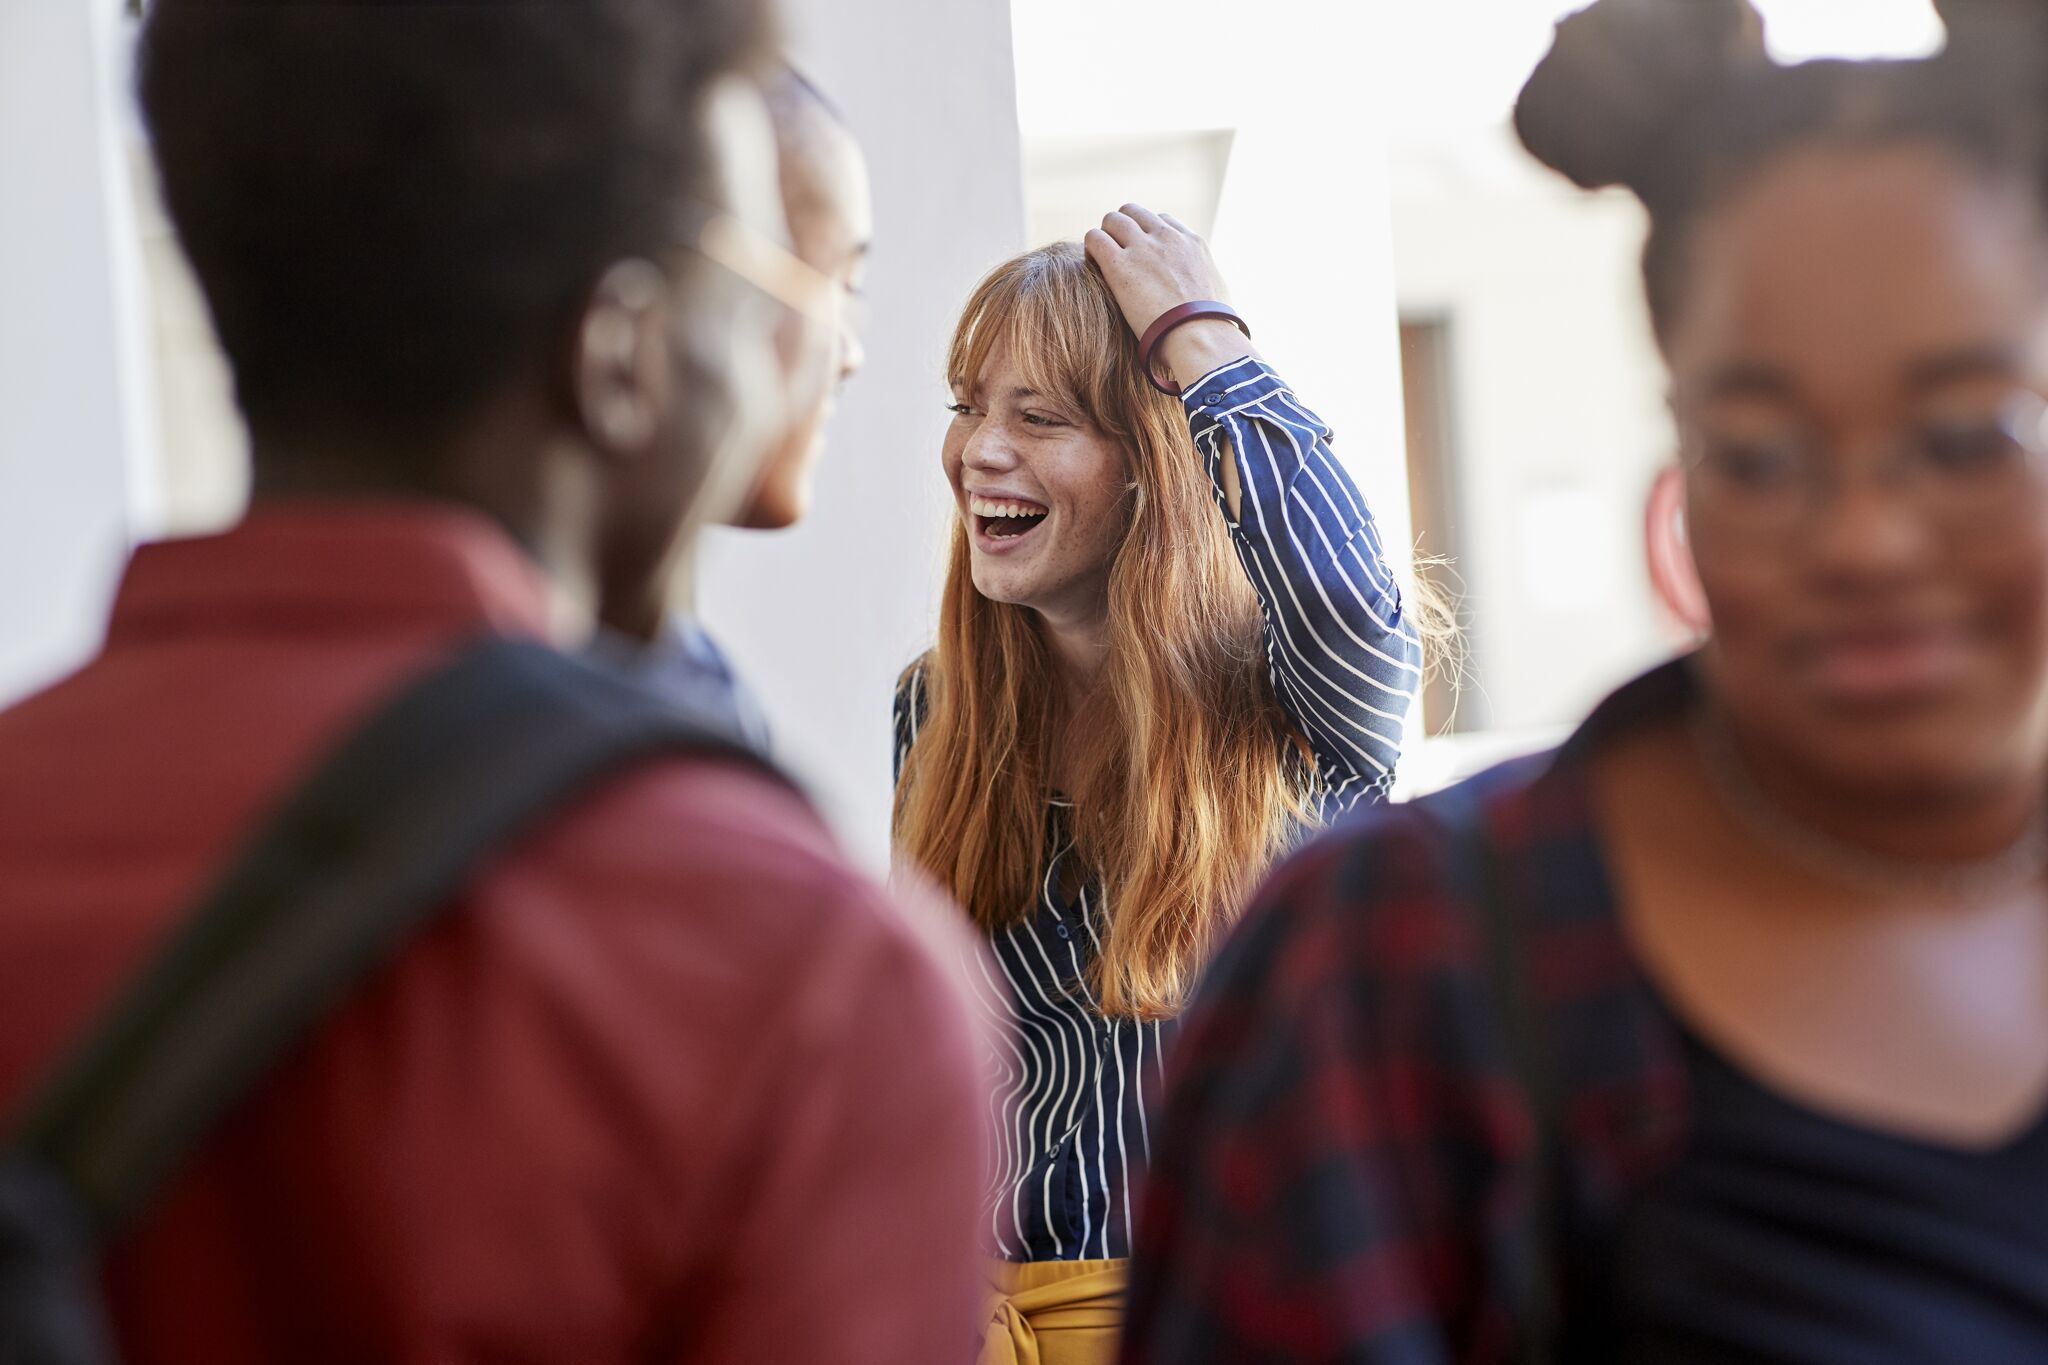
[1084,204,1253,394]
[1083,204,1227,339]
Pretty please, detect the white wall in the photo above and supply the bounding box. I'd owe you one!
[695,0,1026,867]
[1392,139,1677,733]
[0,1,159,707]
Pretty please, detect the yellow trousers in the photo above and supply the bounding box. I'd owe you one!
[978,1257,1129,1365]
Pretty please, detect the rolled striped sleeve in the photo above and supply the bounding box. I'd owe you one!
[1185,358,1422,811]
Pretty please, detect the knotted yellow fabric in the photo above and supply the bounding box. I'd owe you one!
[978,1257,1129,1365]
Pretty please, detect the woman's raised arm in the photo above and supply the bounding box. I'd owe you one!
[1086,206,1423,808]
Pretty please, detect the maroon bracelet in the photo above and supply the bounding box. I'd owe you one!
[1137,300,1252,395]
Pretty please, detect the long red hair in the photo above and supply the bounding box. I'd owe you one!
[892,242,1315,1019]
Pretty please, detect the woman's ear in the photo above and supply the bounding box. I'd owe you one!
[1645,462,1711,639]
[572,258,672,459]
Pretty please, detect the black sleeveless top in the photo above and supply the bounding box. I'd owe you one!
[1614,1024,2048,1362]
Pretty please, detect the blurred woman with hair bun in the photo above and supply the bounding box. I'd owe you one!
[1125,2,2048,1360]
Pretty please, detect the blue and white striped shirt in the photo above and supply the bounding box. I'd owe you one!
[894,356,1421,1262]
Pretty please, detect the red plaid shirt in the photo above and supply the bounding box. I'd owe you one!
[1123,661,1703,1364]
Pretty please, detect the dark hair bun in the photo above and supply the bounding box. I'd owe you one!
[1515,0,1769,194]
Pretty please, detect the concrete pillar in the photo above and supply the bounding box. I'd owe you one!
[0,1,159,705]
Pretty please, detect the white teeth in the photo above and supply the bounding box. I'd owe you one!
[969,497,1048,519]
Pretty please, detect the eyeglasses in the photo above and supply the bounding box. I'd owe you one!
[1678,389,2048,544]
[682,202,842,327]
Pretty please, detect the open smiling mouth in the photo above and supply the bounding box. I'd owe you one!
[970,496,1049,541]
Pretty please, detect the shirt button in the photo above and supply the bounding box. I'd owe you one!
[1055,924,1071,940]
[1203,391,1224,404]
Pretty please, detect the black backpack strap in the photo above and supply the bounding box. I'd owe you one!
[1444,799,1565,1365]
[4,634,789,1237]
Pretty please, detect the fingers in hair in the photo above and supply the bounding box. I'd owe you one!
[1100,211,1142,247]
[1118,202,1167,233]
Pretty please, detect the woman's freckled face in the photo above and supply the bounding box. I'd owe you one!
[942,343,1130,627]
[1668,142,2048,799]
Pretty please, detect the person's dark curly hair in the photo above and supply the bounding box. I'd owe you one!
[138,0,772,456]
[1515,0,2048,349]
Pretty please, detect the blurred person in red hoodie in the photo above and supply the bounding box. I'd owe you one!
[0,3,990,1363]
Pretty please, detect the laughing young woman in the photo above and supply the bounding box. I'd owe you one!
[1125,3,2048,1361]
[891,208,1424,1361]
